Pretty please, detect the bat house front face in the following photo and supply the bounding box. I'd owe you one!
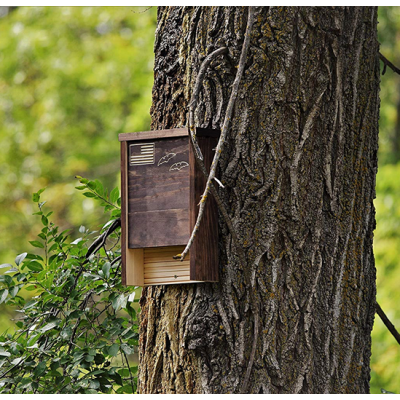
[119,128,219,286]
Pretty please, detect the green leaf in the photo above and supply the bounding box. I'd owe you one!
[117,384,134,394]
[15,252,28,266]
[9,286,19,298]
[102,262,111,279]
[0,275,12,286]
[111,294,126,311]
[26,260,43,272]
[83,192,96,198]
[12,357,24,365]
[32,193,40,202]
[110,187,119,203]
[89,379,100,390]
[121,344,134,355]
[117,368,130,377]
[111,209,121,219]
[87,181,97,190]
[95,180,104,196]
[41,215,49,226]
[0,289,9,304]
[107,344,119,357]
[75,185,86,190]
[40,321,60,333]
[34,361,47,377]
[29,241,45,249]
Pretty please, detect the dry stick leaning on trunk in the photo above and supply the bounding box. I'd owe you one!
[174,46,247,267]
[180,6,255,264]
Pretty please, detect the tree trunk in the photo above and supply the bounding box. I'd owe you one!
[138,6,379,394]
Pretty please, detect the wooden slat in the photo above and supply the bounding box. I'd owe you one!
[145,262,188,267]
[119,127,220,142]
[144,276,191,284]
[144,250,184,256]
[144,261,189,268]
[119,128,188,142]
[144,268,189,276]
[144,272,189,279]
[144,257,183,262]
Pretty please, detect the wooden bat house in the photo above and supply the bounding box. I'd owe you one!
[119,128,219,286]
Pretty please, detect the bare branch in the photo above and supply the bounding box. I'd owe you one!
[376,302,400,346]
[181,6,255,262]
[183,37,246,267]
[188,47,228,160]
[379,52,400,76]
[86,218,121,259]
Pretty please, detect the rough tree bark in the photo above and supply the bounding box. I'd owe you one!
[138,6,379,394]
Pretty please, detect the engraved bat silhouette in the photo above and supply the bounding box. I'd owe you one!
[157,152,176,166]
[169,161,189,171]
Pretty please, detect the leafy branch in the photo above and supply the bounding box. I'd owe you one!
[0,181,137,394]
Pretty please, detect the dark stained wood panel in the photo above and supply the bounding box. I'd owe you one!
[190,135,219,282]
[128,137,190,248]
[128,174,189,212]
[128,209,190,248]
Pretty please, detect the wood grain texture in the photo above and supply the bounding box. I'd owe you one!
[125,248,144,286]
[119,127,221,142]
[190,135,219,281]
[128,209,190,248]
[128,137,190,248]
[119,128,188,142]
[143,246,191,286]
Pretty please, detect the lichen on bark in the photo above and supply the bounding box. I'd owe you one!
[139,6,379,393]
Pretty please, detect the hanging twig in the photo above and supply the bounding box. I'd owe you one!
[379,52,400,76]
[188,47,228,161]
[179,45,247,266]
[376,302,400,346]
[180,6,255,262]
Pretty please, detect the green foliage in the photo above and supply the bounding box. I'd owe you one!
[0,6,156,264]
[0,183,139,394]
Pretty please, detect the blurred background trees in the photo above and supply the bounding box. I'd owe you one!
[0,6,399,393]
[0,6,156,329]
